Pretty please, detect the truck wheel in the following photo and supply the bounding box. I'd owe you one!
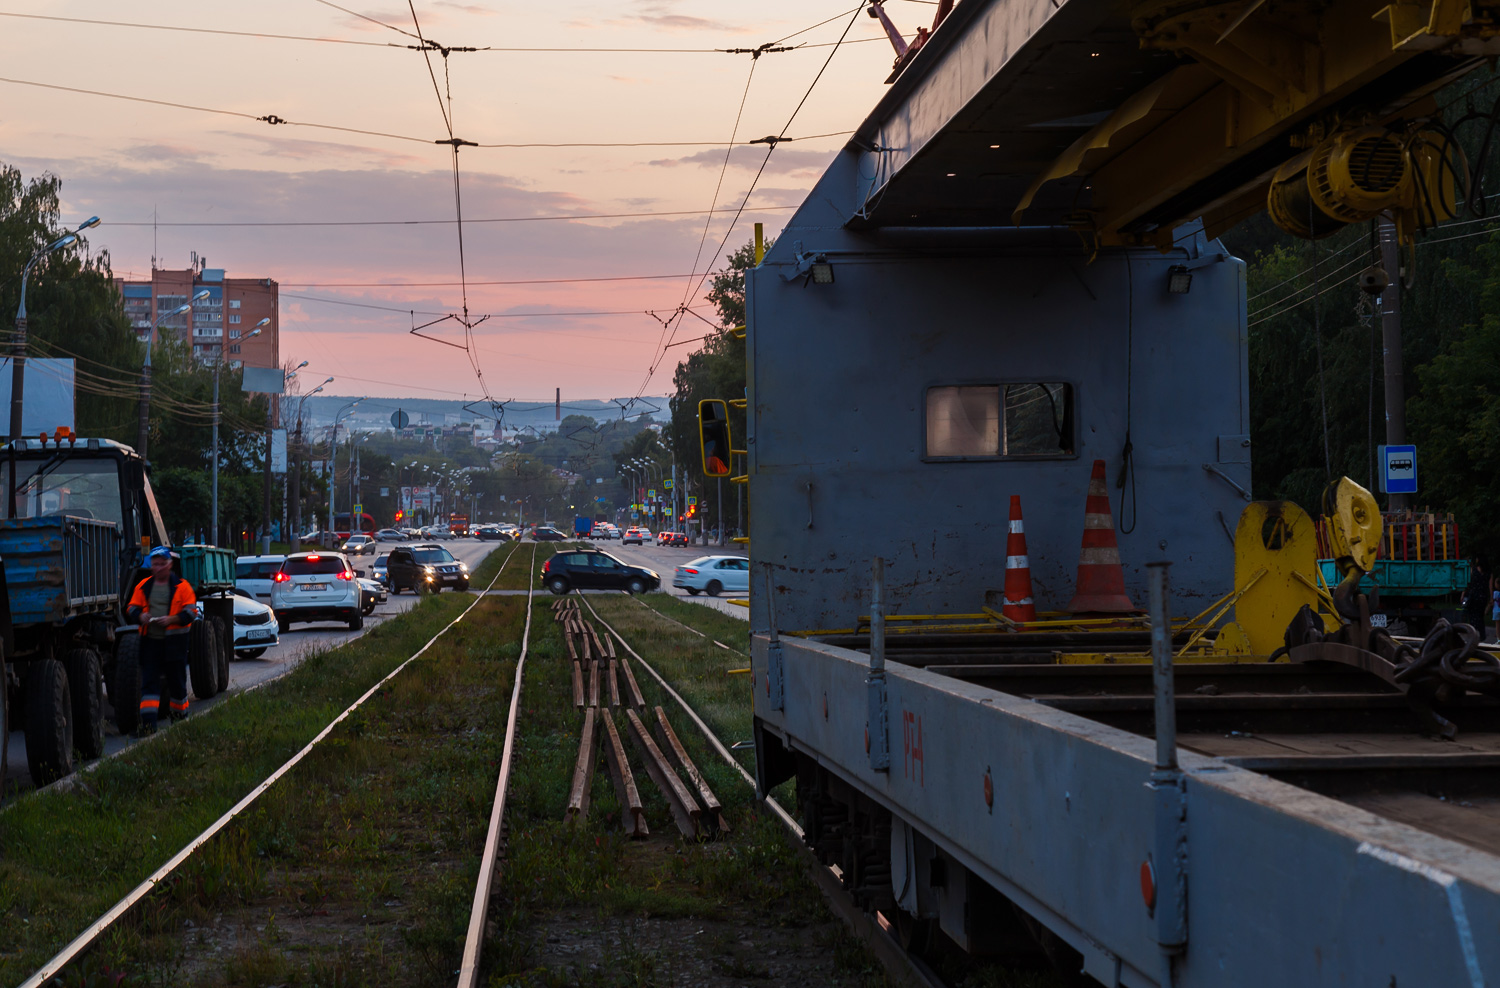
[25,659,73,785]
[112,634,141,735]
[706,580,722,597]
[213,616,231,685]
[189,620,219,700]
[65,647,104,760]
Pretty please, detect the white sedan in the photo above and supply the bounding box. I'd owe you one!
[672,555,751,597]
[228,588,280,658]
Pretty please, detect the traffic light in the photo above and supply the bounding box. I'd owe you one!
[699,399,732,477]
[394,509,405,523]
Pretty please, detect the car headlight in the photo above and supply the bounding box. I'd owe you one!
[459,562,469,572]
[423,565,435,575]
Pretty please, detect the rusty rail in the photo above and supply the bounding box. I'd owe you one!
[626,707,702,838]
[579,595,944,988]
[566,707,599,824]
[17,542,526,988]
[456,543,538,988]
[600,708,649,837]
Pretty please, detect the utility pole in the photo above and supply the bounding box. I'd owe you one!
[1378,214,1408,510]
[262,394,274,553]
[290,418,302,545]
[211,359,220,545]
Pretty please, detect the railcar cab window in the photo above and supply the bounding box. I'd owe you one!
[924,383,1074,460]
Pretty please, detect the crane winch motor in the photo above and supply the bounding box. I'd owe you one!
[1267,125,1457,240]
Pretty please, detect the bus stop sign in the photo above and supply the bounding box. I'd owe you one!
[1379,445,1417,495]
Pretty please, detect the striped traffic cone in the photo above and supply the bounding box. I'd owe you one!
[1066,459,1136,613]
[1003,495,1036,624]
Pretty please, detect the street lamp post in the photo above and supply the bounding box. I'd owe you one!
[289,378,331,546]
[260,359,307,554]
[137,289,209,460]
[211,320,269,544]
[327,397,365,546]
[12,216,99,441]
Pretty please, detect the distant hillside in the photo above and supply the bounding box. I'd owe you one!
[292,395,670,433]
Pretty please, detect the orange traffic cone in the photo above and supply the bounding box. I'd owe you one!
[1066,459,1136,613]
[1002,495,1036,624]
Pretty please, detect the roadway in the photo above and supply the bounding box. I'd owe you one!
[1,539,495,797]
[597,538,750,619]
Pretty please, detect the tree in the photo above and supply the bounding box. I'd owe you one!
[666,236,765,531]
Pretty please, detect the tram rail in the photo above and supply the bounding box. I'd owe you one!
[16,544,529,988]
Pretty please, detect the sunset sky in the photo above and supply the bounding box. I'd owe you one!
[3,0,912,403]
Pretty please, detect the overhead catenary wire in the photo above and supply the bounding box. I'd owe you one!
[105,204,800,228]
[0,9,889,52]
[0,74,852,153]
[632,0,870,403]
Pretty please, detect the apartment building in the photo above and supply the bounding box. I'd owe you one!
[116,257,280,369]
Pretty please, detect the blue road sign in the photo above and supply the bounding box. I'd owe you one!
[1379,444,1417,495]
[391,409,410,429]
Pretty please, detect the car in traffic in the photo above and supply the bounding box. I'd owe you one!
[358,576,386,614]
[342,534,376,556]
[271,551,364,631]
[372,553,390,585]
[385,544,470,593]
[621,527,651,545]
[656,531,688,546]
[236,554,288,606]
[673,555,751,597]
[531,527,569,542]
[226,587,280,658]
[473,524,511,541]
[541,548,660,595]
[374,528,405,542]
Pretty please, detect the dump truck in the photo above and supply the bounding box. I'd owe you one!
[0,434,235,788]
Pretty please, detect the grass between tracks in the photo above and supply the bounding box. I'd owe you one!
[484,597,888,988]
[582,593,1061,988]
[0,548,507,985]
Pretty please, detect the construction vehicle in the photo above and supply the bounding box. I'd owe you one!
[0,433,234,789]
[1316,509,1470,634]
[739,2,1500,983]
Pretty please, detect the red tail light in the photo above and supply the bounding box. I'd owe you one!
[273,571,289,582]
[338,570,355,581]
[683,568,698,575]
[542,560,551,573]
[307,553,321,561]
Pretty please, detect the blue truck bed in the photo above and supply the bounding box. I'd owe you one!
[0,516,122,624]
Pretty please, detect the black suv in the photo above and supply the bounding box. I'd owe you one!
[386,544,470,593]
[531,527,568,542]
[541,549,659,595]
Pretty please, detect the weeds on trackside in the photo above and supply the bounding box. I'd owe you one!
[583,593,1066,988]
[0,551,503,985]
[79,595,529,987]
[482,598,888,988]
[468,540,520,587]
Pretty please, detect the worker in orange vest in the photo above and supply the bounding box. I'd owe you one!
[125,546,199,734]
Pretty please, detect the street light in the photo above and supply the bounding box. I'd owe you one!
[208,319,269,544]
[327,396,366,546]
[11,216,99,441]
[288,377,332,544]
[136,288,210,459]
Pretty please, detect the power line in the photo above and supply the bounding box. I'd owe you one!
[279,273,698,287]
[104,204,799,229]
[632,1,868,402]
[0,75,433,145]
[0,9,887,52]
[0,74,852,152]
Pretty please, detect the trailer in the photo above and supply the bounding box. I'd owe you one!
[743,1,1500,983]
[0,436,236,788]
